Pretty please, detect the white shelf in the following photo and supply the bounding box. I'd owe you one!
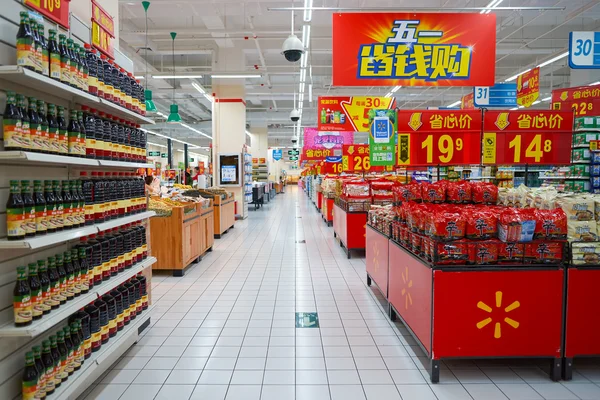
[539,176,589,180]
[98,160,155,169]
[0,211,156,249]
[0,66,154,125]
[51,305,153,400]
[572,145,592,149]
[575,128,600,132]
[0,151,154,168]
[466,176,495,180]
[0,257,156,338]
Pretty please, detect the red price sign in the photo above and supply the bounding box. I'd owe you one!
[24,0,70,29]
[482,111,573,165]
[323,160,343,174]
[342,145,372,172]
[397,110,482,166]
[91,1,115,58]
[552,85,600,117]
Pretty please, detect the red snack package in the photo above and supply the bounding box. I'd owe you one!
[436,239,469,265]
[472,182,498,204]
[524,241,564,264]
[406,182,422,202]
[498,208,537,243]
[429,206,466,241]
[468,240,499,265]
[421,181,446,203]
[411,233,423,254]
[466,207,498,239]
[446,180,472,204]
[497,242,525,264]
[533,208,568,240]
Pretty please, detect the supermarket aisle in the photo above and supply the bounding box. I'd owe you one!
[82,186,600,400]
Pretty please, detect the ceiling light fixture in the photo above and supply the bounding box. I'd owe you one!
[152,74,203,79]
[505,69,531,82]
[148,141,167,148]
[303,0,313,21]
[135,76,145,80]
[537,52,569,68]
[211,74,262,79]
[245,130,252,137]
[308,84,312,103]
[191,82,206,94]
[480,0,503,14]
[591,81,600,86]
[302,24,311,49]
[532,100,541,105]
[156,111,168,119]
[141,1,157,113]
[446,100,461,108]
[167,32,183,124]
[541,96,552,102]
[180,123,212,140]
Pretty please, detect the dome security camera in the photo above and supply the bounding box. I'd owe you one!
[291,136,299,144]
[282,34,305,62]
[290,108,300,122]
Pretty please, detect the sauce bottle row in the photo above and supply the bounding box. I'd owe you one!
[16,12,147,116]
[13,223,148,327]
[3,92,148,162]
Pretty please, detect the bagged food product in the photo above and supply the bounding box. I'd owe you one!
[557,196,595,221]
[571,242,600,265]
[497,242,525,264]
[592,165,600,176]
[343,181,371,198]
[594,197,600,221]
[524,241,564,264]
[568,220,598,241]
[472,182,498,204]
[468,240,499,265]
[446,180,472,204]
[407,182,422,202]
[422,237,433,261]
[436,240,469,265]
[421,181,446,203]
[429,205,466,241]
[411,233,423,255]
[465,207,498,239]
[498,208,537,243]
[533,209,567,240]
[371,180,395,199]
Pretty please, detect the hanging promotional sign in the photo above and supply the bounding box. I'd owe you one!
[516,67,540,108]
[273,149,282,161]
[369,109,397,166]
[482,111,573,165]
[92,0,115,58]
[198,161,205,174]
[303,127,354,147]
[24,0,70,29]
[317,97,396,132]
[301,148,334,161]
[332,13,496,87]
[474,83,518,107]
[461,93,474,110]
[569,32,600,69]
[551,85,600,117]
[397,110,482,166]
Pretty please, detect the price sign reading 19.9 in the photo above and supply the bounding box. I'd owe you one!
[482,111,574,165]
[397,110,482,166]
[25,0,70,28]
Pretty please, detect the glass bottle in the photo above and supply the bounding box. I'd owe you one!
[31,22,42,74]
[32,345,46,400]
[28,262,43,321]
[63,251,75,300]
[49,335,62,388]
[58,34,70,86]
[70,321,83,369]
[41,340,55,395]
[101,55,113,101]
[67,109,81,157]
[80,47,89,92]
[38,260,52,315]
[38,23,49,76]
[6,180,25,240]
[97,231,111,281]
[56,331,69,382]
[47,256,61,310]
[62,326,75,375]
[80,172,94,225]
[70,248,82,296]
[85,302,101,352]
[84,44,98,96]
[79,246,91,294]
[77,309,92,359]
[55,253,68,305]
[73,43,83,90]
[81,107,96,159]
[3,91,23,150]
[28,97,44,153]
[73,180,84,228]
[43,180,57,234]
[13,265,32,326]
[17,94,30,150]
[46,103,60,154]
[88,234,103,286]
[77,110,87,157]
[66,39,77,88]
[52,180,64,231]
[48,29,60,81]
[33,180,48,236]
[93,110,105,159]
[102,293,117,338]
[37,100,51,153]
[94,296,109,344]
[22,351,38,400]
[21,180,36,238]
[56,106,69,155]
[16,12,35,71]
[60,179,72,230]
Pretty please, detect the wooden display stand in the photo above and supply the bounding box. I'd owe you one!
[150,201,214,276]
[214,194,236,238]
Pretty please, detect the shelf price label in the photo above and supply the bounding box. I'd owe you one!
[551,85,600,117]
[24,0,70,29]
[482,111,573,165]
[397,110,482,166]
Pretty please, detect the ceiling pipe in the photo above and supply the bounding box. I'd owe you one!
[247,15,278,111]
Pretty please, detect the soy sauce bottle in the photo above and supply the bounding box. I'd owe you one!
[110,288,124,331]
[56,331,69,382]
[76,309,91,358]
[16,12,35,71]
[56,106,68,155]
[102,293,117,338]
[68,109,81,157]
[21,180,36,238]
[37,100,51,153]
[47,104,60,154]
[48,29,60,81]
[38,24,49,76]
[62,326,75,375]
[97,232,111,281]
[13,266,32,327]
[70,249,82,296]
[41,340,56,395]
[58,34,70,86]
[66,39,77,88]
[44,180,57,234]
[79,246,92,293]
[61,180,73,230]
[28,263,43,321]
[55,253,68,305]
[85,302,101,352]
[73,43,83,90]
[7,180,25,241]
[84,44,98,96]
[32,345,46,400]
[88,234,103,286]
[17,94,31,150]
[118,284,131,325]
[138,273,148,310]
[31,24,42,74]
[94,296,109,344]
[47,256,61,310]
[28,97,43,153]
[70,321,84,368]
[3,91,23,150]
[49,335,62,387]
[38,260,52,315]
[22,352,38,400]
[52,180,64,231]
[63,251,75,299]
[124,280,137,320]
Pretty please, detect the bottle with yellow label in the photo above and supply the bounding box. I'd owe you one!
[16,12,35,71]
[3,91,24,150]
[7,180,25,241]
[14,266,32,326]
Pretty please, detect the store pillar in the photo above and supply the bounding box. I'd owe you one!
[167,138,173,168]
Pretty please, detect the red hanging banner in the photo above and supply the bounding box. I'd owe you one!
[516,67,540,108]
[92,0,115,58]
[317,96,396,132]
[24,0,70,29]
[397,110,482,166]
[482,111,573,165]
[551,85,600,117]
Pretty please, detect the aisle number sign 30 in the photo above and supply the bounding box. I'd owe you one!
[569,32,600,69]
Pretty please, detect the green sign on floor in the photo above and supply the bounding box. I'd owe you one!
[295,312,319,328]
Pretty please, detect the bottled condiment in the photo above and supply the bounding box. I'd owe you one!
[102,293,118,337]
[94,296,109,344]
[118,284,131,325]
[38,260,52,315]
[32,345,47,399]
[56,331,69,382]
[55,253,68,304]
[28,97,44,153]
[67,109,81,156]
[52,180,64,231]
[103,114,114,160]
[41,340,56,395]
[7,180,25,240]
[124,279,137,320]
[33,180,48,235]
[17,94,30,150]
[88,234,103,286]
[130,276,142,314]
[66,39,77,88]
[97,231,111,281]
[62,326,75,375]
[74,180,85,227]
[58,34,70,86]
[92,109,104,159]
[80,107,95,159]
[46,103,60,154]
[101,55,113,101]
[138,273,148,310]
[37,100,51,153]
[3,91,24,150]
[63,251,75,299]
[56,106,69,155]
[70,321,83,369]
[31,23,42,74]
[17,12,35,71]
[84,44,98,96]
[77,309,92,358]
[49,335,62,388]
[91,172,104,223]
[48,29,60,81]
[60,180,72,230]
[14,265,32,326]
[28,262,43,321]
[109,60,120,104]
[22,351,38,400]
[47,256,61,310]
[80,172,94,225]
[110,288,124,331]
[73,43,83,90]
[21,180,36,237]
[43,181,56,234]
[70,249,82,296]
[38,24,49,77]
[95,49,105,99]
[107,173,117,220]
[85,302,101,352]
[79,246,92,293]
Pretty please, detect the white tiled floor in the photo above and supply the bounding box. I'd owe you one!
[82,186,600,400]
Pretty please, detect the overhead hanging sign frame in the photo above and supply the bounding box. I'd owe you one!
[318,96,396,132]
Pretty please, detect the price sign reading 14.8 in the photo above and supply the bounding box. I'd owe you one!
[507,134,552,163]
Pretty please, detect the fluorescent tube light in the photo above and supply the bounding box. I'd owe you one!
[179,123,213,140]
[148,141,167,148]
[505,69,531,82]
[510,107,519,110]
[303,0,313,21]
[300,54,308,68]
[480,0,503,14]
[446,101,461,108]
[191,82,206,94]
[156,112,168,119]
[152,75,203,79]
[309,84,312,103]
[590,81,600,86]
[211,74,262,79]
[391,85,402,93]
[302,24,311,49]
[134,76,145,79]
[541,96,551,102]
[245,130,252,137]
[532,100,541,105]
[537,52,569,68]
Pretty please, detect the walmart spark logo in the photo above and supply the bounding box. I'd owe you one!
[476,291,520,339]
[401,267,413,310]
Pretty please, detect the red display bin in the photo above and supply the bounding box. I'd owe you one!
[366,226,390,298]
[321,195,334,226]
[333,202,367,258]
[563,267,600,380]
[388,241,564,383]
[317,191,323,210]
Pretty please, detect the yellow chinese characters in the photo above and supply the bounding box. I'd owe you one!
[517,113,563,130]
[429,113,473,129]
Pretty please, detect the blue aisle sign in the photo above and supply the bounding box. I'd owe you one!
[569,32,600,69]
[273,149,282,161]
[473,82,517,107]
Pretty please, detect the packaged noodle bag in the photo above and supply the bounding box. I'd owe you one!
[557,195,595,221]
[567,220,598,242]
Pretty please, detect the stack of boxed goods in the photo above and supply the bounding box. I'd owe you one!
[367,204,395,235]
[573,116,600,193]
[389,180,568,266]
[340,180,371,212]
[370,180,395,205]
